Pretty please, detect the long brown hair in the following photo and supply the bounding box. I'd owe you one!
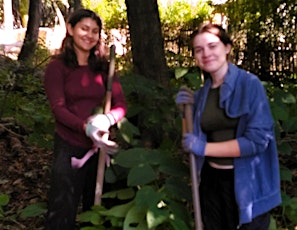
[56,8,108,73]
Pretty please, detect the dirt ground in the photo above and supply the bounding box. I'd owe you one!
[0,125,52,230]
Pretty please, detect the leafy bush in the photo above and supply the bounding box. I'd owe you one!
[0,48,54,149]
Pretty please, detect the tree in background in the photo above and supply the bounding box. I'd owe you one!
[125,0,169,85]
[17,0,41,63]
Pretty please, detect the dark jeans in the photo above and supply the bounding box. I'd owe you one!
[199,162,270,230]
[45,134,99,230]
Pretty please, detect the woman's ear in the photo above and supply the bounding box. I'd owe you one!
[225,44,232,54]
[66,23,73,36]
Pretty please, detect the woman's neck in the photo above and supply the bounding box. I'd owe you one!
[210,62,229,88]
[74,47,90,66]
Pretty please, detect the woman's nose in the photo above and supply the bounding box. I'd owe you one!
[86,31,93,38]
[202,48,210,57]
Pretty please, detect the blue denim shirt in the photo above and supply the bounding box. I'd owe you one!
[193,63,281,224]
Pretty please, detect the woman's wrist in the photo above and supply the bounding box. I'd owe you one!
[105,113,116,126]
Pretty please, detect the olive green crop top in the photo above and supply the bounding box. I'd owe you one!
[200,87,239,166]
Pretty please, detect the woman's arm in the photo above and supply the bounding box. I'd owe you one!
[106,73,127,124]
[205,139,240,157]
[44,60,85,133]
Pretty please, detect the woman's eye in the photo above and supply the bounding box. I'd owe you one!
[209,44,217,49]
[81,26,88,31]
[195,48,202,54]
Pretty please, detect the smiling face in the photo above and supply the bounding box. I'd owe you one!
[192,31,231,76]
[67,17,100,55]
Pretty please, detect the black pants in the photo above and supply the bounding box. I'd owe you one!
[199,162,270,230]
[45,134,99,230]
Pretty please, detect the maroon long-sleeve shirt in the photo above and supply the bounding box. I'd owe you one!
[44,58,127,148]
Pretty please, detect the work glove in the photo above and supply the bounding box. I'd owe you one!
[85,114,118,155]
[93,135,119,155]
[175,86,194,116]
[175,86,194,105]
[85,114,112,143]
[87,114,114,133]
[71,137,118,169]
[182,133,206,157]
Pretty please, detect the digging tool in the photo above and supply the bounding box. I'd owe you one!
[94,44,116,205]
[70,45,116,171]
[182,100,203,230]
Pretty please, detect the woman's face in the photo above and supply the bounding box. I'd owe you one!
[192,31,231,75]
[67,18,100,54]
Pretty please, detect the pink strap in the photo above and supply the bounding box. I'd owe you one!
[71,147,98,168]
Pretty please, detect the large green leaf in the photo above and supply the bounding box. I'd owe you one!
[116,148,147,168]
[147,207,169,228]
[175,67,189,79]
[167,200,192,227]
[116,148,163,168]
[19,202,47,219]
[135,186,162,209]
[102,188,135,200]
[123,205,148,230]
[270,103,289,121]
[186,72,203,89]
[118,117,140,145]
[159,159,189,178]
[100,201,134,218]
[0,194,9,206]
[78,210,102,226]
[128,164,157,186]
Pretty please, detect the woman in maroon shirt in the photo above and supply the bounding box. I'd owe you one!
[44,9,127,229]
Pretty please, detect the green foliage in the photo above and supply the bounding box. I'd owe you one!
[218,0,296,87]
[82,0,128,29]
[19,202,47,219]
[80,0,212,69]
[0,194,46,228]
[263,81,297,228]
[0,194,9,219]
[118,72,181,149]
[79,148,193,229]
[0,194,17,227]
[0,45,54,148]
[159,0,212,27]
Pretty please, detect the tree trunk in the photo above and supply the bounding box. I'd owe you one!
[18,0,41,63]
[125,0,169,86]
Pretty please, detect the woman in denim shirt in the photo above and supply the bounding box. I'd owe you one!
[176,23,281,230]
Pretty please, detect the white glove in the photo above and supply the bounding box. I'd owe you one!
[85,114,112,142]
[93,133,119,155]
[87,114,115,133]
[85,114,118,155]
